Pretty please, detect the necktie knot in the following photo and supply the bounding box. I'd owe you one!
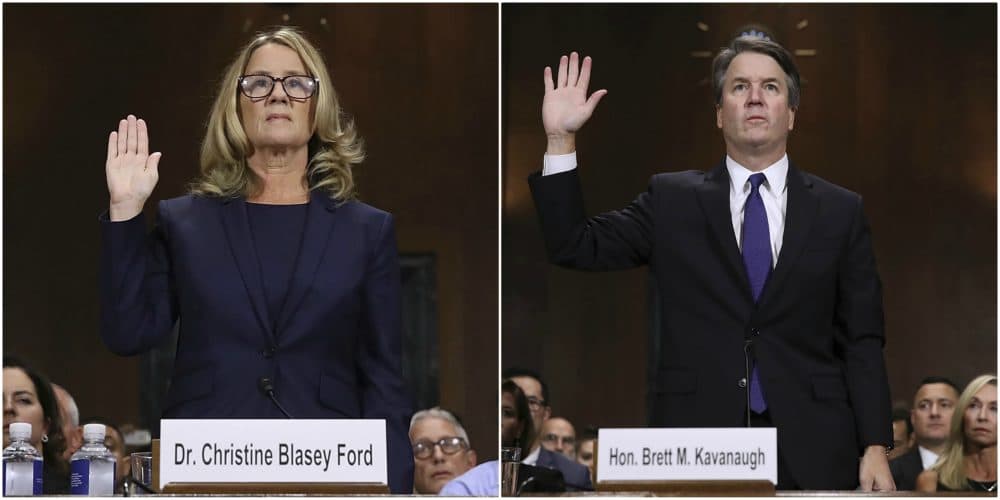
[748,172,766,192]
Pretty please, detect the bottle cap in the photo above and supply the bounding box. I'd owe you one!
[8,422,31,441]
[82,423,106,441]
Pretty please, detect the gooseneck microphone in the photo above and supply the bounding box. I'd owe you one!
[257,377,294,418]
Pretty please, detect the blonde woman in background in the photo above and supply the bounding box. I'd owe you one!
[98,27,412,492]
[917,374,997,493]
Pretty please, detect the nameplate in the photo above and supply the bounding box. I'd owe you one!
[159,419,386,490]
[596,428,776,484]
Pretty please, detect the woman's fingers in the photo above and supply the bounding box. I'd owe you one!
[543,66,554,92]
[136,118,149,156]
[126,115,138,155]
[116,119,127,159]
[557,55,568,88]
[107,131,117,163]
[146,152,162,175]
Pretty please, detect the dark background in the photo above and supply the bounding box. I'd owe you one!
[503,4,997,429]
[4,4,498,461]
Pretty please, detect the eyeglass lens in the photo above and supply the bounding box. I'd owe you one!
[241,75,316,99]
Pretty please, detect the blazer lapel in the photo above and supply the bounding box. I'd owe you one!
[275,191,339,334]
[757,164,817,309]
[220,197,274,338]
[695,161,753,302]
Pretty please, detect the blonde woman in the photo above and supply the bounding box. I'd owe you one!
[916,374,997,493]
[99,27,412,492]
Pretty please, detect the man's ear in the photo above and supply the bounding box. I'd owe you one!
[716,105,723,129]
[467,449,477,467]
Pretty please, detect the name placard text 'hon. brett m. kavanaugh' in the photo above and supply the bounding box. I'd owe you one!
[597,428,777,484]
[159,419,387,489]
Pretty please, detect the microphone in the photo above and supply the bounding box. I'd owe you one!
[257,377,293,418]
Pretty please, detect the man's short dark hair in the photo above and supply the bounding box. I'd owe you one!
[502,367,549,406]
[711,36,801,109]
[892,407,914,436]
[917,376,961,395]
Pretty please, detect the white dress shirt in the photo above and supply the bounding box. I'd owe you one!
[521,445,540,465]
[917,446,939,470]
[542,152,790,266]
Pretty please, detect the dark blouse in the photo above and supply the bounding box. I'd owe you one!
[246,202,308,327]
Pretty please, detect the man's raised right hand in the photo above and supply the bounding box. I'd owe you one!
[106,114,162,221]
[542,52,607,155]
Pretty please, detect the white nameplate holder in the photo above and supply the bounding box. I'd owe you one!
[159,419,387,490]
[597,428,777,484]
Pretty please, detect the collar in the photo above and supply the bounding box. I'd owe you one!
[917,445,940,470]
[522,445,541,465]
[726,154,789,196]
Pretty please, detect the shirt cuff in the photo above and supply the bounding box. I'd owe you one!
[542,152,578,176]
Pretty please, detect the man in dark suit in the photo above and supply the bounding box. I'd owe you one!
[528,36,894,490]
[890,377,960,490]
[505,370,593,491]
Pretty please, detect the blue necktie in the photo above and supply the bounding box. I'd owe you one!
[742,173,770,413]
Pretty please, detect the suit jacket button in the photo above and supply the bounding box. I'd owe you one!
[751,328,760,336]
[738,378,747,388]
[262,348,275,359]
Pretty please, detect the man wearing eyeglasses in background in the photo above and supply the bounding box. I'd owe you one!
[503,368,593,491]
[408,407,477,494]
[540,417,577,459]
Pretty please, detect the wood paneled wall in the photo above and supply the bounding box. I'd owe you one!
[3,4,498,460]
[503,4,996,429]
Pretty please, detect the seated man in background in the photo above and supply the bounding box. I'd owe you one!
[504,369,592,491]
[890,376,960,490]
[575,425,598,482]
[888,407,914,460]
[409,407,477,494]
[52,383,82,461]
[540,416,577,459]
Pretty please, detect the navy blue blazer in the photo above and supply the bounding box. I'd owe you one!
[99,192,413,493]
[536,448,592,491]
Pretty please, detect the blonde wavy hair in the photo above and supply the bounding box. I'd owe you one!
[933,374,997,490]
[191,26,363,201]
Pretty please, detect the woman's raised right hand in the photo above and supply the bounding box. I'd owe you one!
[106,114,162,221]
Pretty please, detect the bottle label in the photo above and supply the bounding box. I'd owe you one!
[33,460,43,495]
[4,459,41,496]
[70,458,115,496]
[69,459,88,494]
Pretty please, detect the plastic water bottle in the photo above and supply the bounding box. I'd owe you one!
[69,424,116,495]
[3,422,43,495]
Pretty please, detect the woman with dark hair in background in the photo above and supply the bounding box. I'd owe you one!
[3,356,70,494]
[917,374,997,492]
[502,379,536,451]
[99,26,411,492]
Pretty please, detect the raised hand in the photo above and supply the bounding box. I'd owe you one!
[542,52,608,154]
[106,115,162,221]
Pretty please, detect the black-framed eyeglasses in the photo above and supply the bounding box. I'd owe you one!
[238,74,319,100]
[411,436,468,459]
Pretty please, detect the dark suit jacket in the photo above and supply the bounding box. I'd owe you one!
[529,162,892,489]
[99,192,413,493]
[536,447,593,491]
[890,448,926,491]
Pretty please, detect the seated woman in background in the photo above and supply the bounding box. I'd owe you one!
[3,356,70,494]
[502,379,535,452]
[917,374,997,493]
